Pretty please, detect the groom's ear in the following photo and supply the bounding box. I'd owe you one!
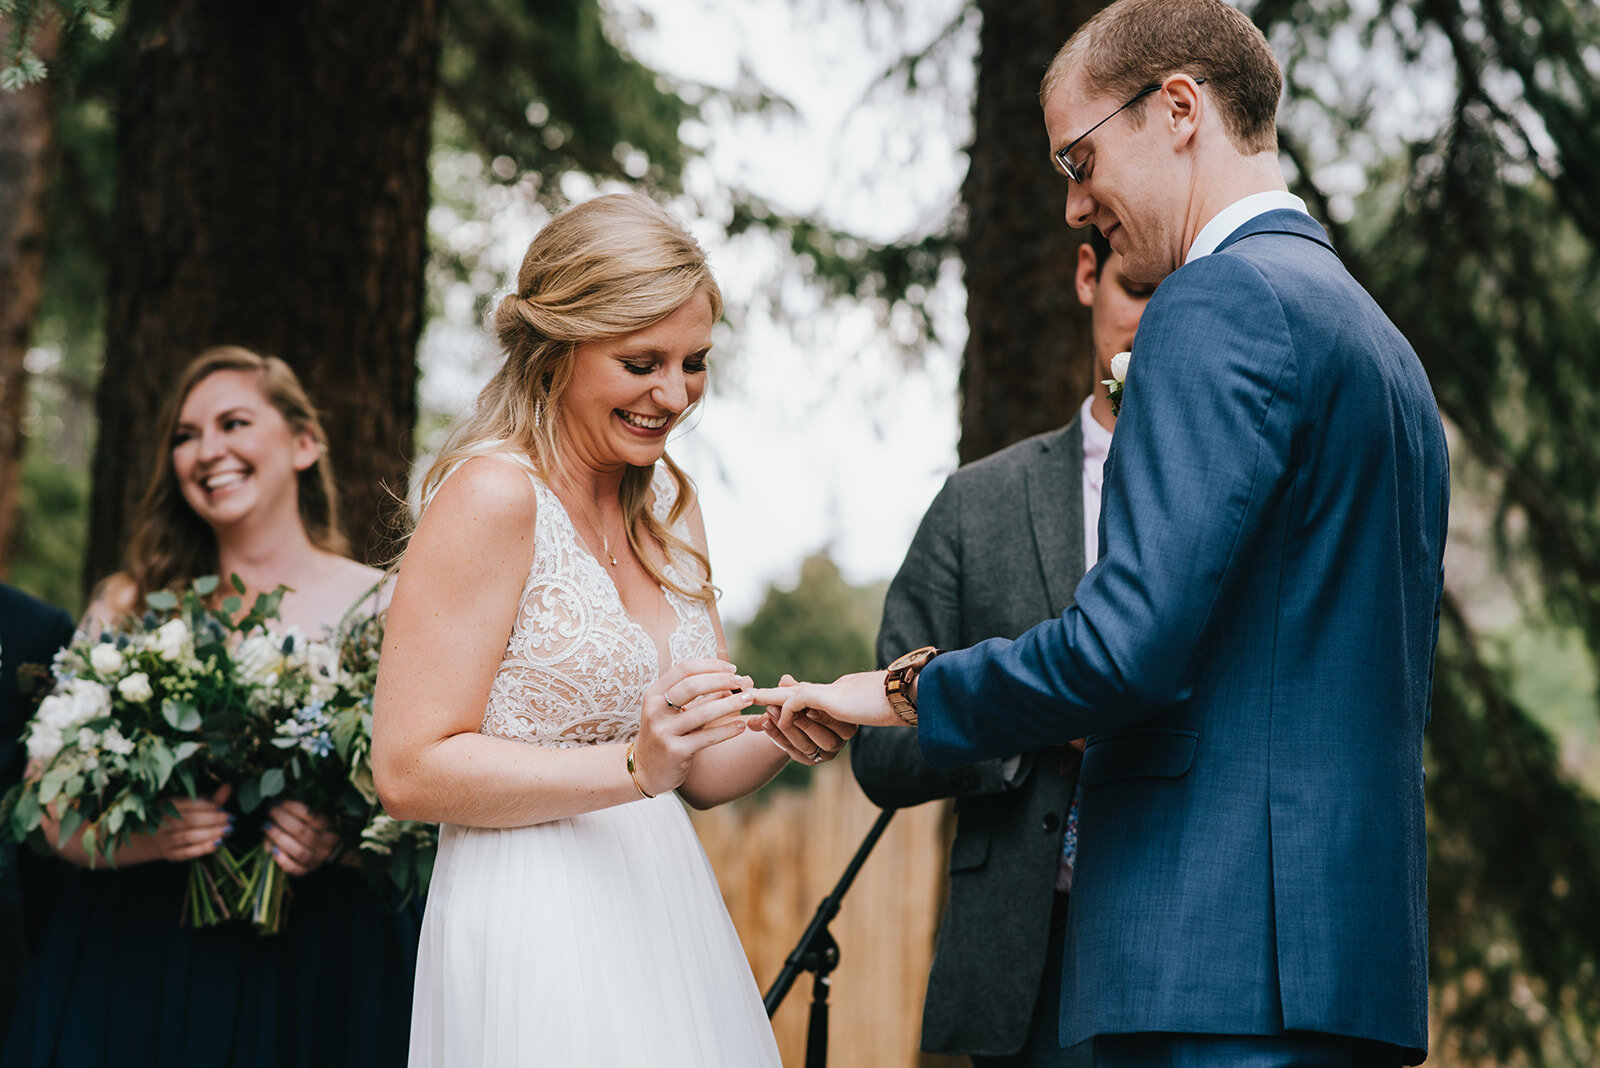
[1161,74,1206,150]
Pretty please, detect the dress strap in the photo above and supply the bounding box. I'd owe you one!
[335,573,393,634]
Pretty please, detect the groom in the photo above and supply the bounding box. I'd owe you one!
[757,1,1449,1065]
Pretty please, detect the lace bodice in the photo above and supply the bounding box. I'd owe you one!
[475,458,718,748]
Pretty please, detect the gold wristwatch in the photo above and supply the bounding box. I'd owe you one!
[884,646,941,725]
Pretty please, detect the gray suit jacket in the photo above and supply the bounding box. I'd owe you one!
[851,418,1088,1058]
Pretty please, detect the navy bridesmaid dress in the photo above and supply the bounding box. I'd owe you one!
[1,828,421,1068]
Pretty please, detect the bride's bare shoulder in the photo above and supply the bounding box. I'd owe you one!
[423,455,540,523]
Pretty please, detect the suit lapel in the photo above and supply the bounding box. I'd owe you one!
[1023,418,1086,616]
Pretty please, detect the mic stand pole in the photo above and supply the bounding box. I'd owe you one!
[763,807,896,1068]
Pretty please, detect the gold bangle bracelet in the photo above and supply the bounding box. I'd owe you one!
[626,741,655,799]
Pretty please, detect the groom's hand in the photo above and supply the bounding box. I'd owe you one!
[746,670,905,730]
[745,674,858,763]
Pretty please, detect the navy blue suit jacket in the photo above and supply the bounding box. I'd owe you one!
[917,210,1447,1062]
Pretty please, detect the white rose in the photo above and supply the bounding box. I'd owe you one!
[89,643,125,676]
[26,724,64,762]
[117,672,155,703]
[153,618,191,661]
[102,726,136,756]
[234,634,282,685]
[1110,351,1131,384]
[66,679,112,726]
[35,693,73,730]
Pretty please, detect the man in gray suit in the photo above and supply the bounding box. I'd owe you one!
[851,228,1149,1066]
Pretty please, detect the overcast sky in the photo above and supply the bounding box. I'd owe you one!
[420,0,978,623]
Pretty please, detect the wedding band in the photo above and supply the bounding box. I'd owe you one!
[808,748,823,762]
[664,694,681,711]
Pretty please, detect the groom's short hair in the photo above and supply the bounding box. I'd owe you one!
[1041,0,1282,156]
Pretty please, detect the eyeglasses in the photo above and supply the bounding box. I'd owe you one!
[1053,77,1207,183]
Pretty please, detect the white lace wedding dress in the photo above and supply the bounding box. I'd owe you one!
[407,458,780,1067]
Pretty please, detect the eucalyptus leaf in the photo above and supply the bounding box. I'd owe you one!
[56,805,84,846]
[148,742,176,789]
[11,790,43,837]
[239,777,262,813]
[161,700,202,733]
[193,575,220,596]
[231,573,247,595]
[38,768,67,806]
[145,591,179,612]
[260,768,286,798]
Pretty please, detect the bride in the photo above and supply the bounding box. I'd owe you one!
[372,193,852,1066]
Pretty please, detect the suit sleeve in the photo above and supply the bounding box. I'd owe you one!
[851,477,1014,807]
[917,255,1299,766]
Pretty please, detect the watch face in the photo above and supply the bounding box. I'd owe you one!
[889,646,938,672]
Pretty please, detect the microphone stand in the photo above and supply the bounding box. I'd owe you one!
[763,807,896,1068]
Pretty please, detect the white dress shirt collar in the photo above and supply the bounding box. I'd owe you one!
[1185,190,1310,264]
[1080,394,1112,466]
[1080,395,1112,573]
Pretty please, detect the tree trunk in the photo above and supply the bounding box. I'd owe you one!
[0,18,61,579]
[960,0,1106,464]
[86,0,439,586]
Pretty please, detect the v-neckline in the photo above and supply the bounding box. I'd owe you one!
[540,480,686,676]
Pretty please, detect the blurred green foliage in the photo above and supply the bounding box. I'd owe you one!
[9,453,87,614]
[732,552,886,791]
[733,551,885,689]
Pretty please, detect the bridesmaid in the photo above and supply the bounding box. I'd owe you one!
[3,346,418,1068]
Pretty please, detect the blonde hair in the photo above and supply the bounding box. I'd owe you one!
[123,345,347,605]
[417,193,722,602]
[1040,0,1282,156]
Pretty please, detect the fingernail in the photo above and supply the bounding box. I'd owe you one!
[222,825,234,837]
[213,837,224,847]
[806,710,822,720]
[262,820,273,831]
[270,846,279,857]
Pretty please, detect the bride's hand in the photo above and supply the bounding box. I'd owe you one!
[745,675,857,764]
[633,659,757,797]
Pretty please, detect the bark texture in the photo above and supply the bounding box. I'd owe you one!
[86,0,439,585]
[959,0,1106,464]
[0,19,60,577]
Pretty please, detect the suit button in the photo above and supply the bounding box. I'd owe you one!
[1042,812,1060,832]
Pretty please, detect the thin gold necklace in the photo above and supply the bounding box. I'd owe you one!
[561,482,620,568]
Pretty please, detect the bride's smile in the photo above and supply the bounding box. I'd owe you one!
[562,288,714,469]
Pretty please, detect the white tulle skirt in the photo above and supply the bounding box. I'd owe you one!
[408,793,781,1067]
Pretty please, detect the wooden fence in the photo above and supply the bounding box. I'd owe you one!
[688,763,962,1067]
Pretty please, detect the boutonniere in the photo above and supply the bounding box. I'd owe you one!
[1104,351,1131,416]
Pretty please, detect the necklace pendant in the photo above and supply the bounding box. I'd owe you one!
[607,553,619,567]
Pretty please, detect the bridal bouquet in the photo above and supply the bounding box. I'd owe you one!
[1,575,437,934]
[0,576,284,926]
